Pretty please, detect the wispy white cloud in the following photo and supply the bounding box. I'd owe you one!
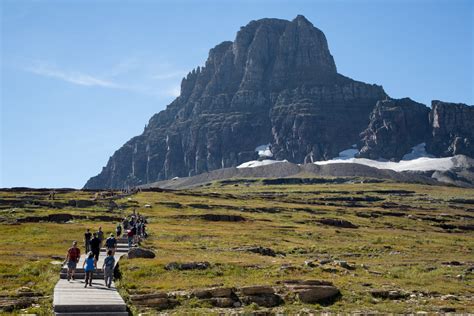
[25,64,121,88]
[22,59,184,99]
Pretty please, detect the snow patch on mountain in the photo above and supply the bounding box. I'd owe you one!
[314,156,455,172]
[237,159,287,169]
[255,144,273,158]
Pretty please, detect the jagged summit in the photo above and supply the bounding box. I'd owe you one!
[84,16,472,189]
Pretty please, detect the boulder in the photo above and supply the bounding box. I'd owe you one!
[297,286,340,304]
[240,293,283,307]
[282,280,340,304]
[235,246,277,257]
[371,289,410,300]
[127,248,156,259]
[165,261,210,271]
[240,285,274,296]
[199,214,246,222]
[208,297,236,308]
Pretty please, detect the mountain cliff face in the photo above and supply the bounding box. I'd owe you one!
[427,100,474,157]
[358,98,431,160]
[84,16,473,189]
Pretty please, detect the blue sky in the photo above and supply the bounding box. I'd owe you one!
[1,0,473,188]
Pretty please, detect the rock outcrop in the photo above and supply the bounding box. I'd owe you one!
[359,98,431,160]
[127,248,156,259]
[427,101,474,157]
[84,16,473,189]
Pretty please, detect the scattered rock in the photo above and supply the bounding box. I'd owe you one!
[235,246,278,257]
[371,289,410,300]
[441,294,459,301]
[192,287,234,299]
[317,218,358,228]
[0,297,35,312]
[165,261,210,271]
[130,293,178,310]
[442,261,463,266]
[304,260,317,268]
[127,248,156,259]
[334,260,355,270]
[200,214,246,222]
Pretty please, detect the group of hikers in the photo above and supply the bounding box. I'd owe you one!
[64,212,147,288]
[121,212,147,247]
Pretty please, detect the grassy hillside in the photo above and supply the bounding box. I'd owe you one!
[0,179,473,314]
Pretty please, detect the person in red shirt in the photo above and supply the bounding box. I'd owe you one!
[65,241,81,281]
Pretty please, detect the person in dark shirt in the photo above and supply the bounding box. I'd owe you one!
[105,234,117,255]
[84,229,92,253]
[97,226,104,248]
[116,223,122,238]
[89,233,101,261]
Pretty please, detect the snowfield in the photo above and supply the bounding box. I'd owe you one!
[313,156,455,172]
[237,159,287,169]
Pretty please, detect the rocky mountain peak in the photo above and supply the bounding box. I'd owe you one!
[84,16,472,189]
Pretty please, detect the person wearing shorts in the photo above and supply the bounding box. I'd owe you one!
[83,252,96,287]
[65,241,80,281]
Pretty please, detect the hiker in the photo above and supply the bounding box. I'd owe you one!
[83,251,96,288]
[131,224,138,244]
[84,228,92,253]
[97,226,104,248]
[122,217,129,230]
[48,190,56,200]
[105,233,117,255]
[65,241,80,281]
[137,221,143,238]
[89,233,101,261]
[102,250,115,288]
[127,228,134,247]
[116,223,122,237]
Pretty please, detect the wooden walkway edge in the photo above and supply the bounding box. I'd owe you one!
[53,237,130,315]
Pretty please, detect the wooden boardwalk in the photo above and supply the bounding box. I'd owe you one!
[53,237,130,315]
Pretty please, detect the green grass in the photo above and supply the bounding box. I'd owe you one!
[0,180,473,314]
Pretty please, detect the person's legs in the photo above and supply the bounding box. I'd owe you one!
[104,268,112,287]
[88,271,93,286]
[67,261,76,281]
[84,271,89,287]
[93,250,99,261]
